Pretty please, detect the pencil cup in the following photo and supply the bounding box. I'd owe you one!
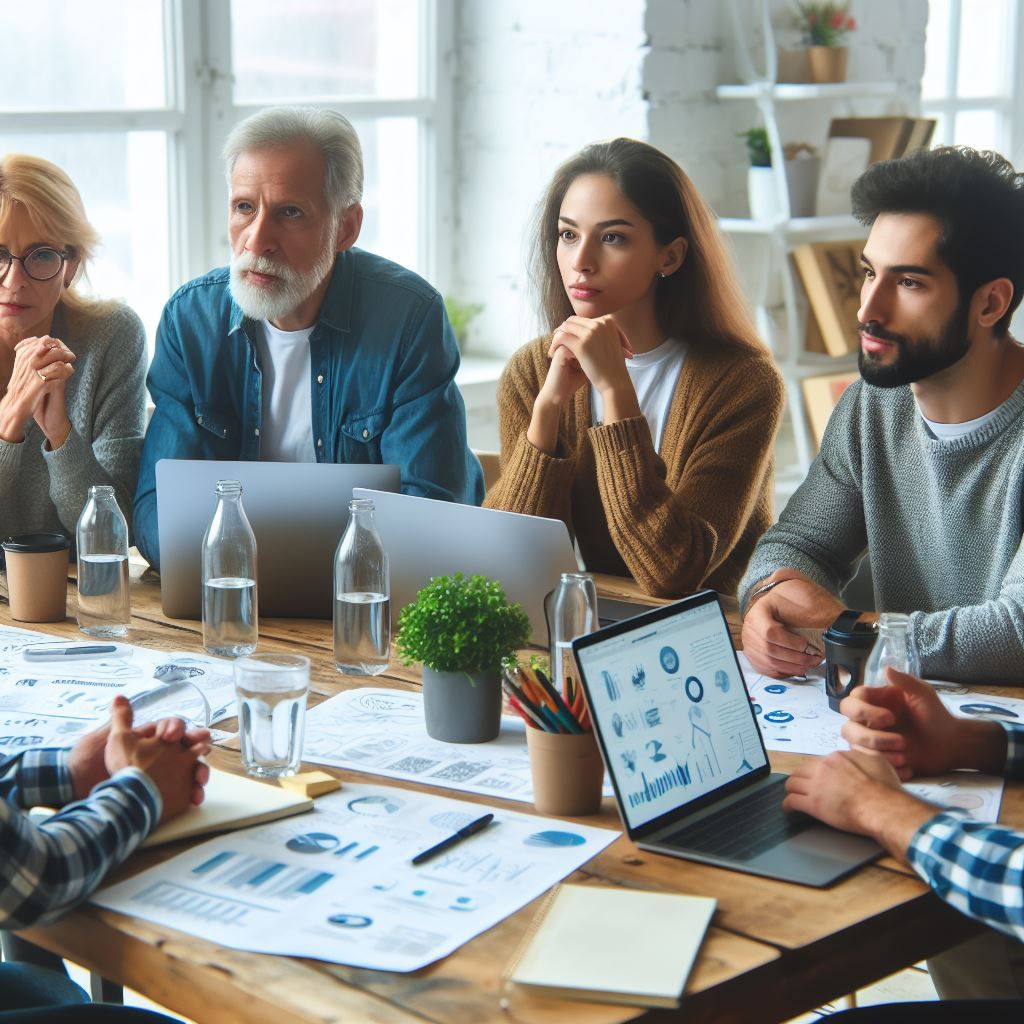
[526,728,604,816]
[2,533,69,623]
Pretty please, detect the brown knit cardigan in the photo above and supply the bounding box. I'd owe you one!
[484,335,785,598]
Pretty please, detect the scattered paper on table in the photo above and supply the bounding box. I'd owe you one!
[303,687,612,804]
[93,781,619,971]
[0,623,238,754]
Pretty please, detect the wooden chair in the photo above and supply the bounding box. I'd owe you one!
[473,450,501,494]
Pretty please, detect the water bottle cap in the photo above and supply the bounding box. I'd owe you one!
[215,479,243,495]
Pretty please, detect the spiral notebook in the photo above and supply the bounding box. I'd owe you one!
[506,884,716,1008]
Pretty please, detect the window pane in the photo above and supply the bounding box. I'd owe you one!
[350,117,419,273]
[952,110,1003,153]
[957,0,1012,98]
[1,1,167,111]
[921,0,950,99]
[2,134,170,345]
[231,0,421,103]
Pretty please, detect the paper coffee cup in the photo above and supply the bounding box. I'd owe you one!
[2,533,70,623]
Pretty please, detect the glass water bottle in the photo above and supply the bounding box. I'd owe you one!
[550,572,599,697]
[864,612,918,687]
[202,479,258,657]
[333,498,390,675]
[76,485,130,636]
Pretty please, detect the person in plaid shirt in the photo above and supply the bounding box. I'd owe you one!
[0,696,210,1020]
[786,668,1023,1007]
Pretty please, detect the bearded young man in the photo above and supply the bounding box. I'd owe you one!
[133,106,483,570]
[740,146,1024,687]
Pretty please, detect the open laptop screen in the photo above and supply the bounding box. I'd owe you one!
[574,595,769,831]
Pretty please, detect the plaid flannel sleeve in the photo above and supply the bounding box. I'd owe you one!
[905,723,1024,941]
[0,749,161,930]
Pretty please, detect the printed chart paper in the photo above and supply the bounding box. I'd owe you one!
[737,652,1007,822]
[303,687,611,804]
[0,624,238,754]
[93,781,619,971]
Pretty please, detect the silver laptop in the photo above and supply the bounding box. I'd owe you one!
[353,488,579,644]
[573,591,880,887]
[156,460,400,619]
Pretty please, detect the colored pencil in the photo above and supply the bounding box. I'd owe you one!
[529,666,584,734]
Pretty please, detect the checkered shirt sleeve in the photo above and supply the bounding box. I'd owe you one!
[0,748,161,930]
[906,722,1024,941]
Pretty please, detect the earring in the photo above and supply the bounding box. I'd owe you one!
[658,272,669,279]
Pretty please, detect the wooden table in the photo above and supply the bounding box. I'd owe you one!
[3,569,1012,1024]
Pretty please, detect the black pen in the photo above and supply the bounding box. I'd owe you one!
[410,813,495,865]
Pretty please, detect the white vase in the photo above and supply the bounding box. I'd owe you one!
[747,166,781,222]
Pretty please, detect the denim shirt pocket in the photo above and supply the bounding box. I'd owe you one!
[194,405,240,452]
[339,409,387,464]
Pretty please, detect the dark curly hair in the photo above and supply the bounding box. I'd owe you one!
[851,146,1024,336]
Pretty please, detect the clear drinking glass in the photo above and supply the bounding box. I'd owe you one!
[76,485,130,637]
[202,480,258,658]
[333,498,390,675]
[864,612,919,687]
[234,653,309,778]
[550,572,599,697]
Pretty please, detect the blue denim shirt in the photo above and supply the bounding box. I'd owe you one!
[134,248,483,569]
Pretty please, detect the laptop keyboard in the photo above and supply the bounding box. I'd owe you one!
[661,780,814,862]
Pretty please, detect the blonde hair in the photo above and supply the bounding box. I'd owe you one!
[531,138,764,354]
[0,153,109,317]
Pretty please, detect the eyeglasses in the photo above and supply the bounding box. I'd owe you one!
[0,246,71,283]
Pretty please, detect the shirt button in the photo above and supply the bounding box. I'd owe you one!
[317,438,323,448]
[317,374,324,384]
[197,415,204,426]
[362,428,369,439]
[254,428,260,437]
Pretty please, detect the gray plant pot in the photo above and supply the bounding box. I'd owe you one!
[422,666,502,743]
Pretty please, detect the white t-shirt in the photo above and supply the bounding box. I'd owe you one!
[256,321,316,462]
[918,400,1005,441]
[591,337,686,453]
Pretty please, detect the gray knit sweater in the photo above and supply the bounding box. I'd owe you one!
[739,377,1024,685]
[0,303,146,542]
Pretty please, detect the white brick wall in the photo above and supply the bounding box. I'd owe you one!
[451,0,929,361]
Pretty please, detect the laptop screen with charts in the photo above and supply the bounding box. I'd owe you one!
[352,488,579,644]
[573,592,880,887]
[156,460,400,620]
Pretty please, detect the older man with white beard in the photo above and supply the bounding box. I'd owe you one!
[133,106,483,570]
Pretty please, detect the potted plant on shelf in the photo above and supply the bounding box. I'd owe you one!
[740,127,779,222]
[443,295,484,351]
[396,572,531,743]
[794,2,856,84]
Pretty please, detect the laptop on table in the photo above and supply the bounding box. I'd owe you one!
[156,460,400,619]
[572,591,880,887]
[352,488,579,644]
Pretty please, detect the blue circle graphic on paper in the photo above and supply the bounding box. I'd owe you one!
[764,710,794,724]
[765,684,787,695]
[328,913,372,928]
[659,646,680,673]
[685,676,704,703]
[525,831,586,848]
[286,832,339,854]
[752,703,762,715]
[348,795,403,816]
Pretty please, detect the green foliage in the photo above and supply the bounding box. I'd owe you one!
[740,127,772,168]
[794,2,856,47]
[444,295,484,347]
[396,572,531,675]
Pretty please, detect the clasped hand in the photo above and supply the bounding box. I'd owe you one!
[539,315,634,408]
[69,696,213,823]
[0,335,75,447]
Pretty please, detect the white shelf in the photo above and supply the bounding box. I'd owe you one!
[716,81,900,101]
[718,214,864,237]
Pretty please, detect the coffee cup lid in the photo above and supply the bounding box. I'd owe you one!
[2,532,71,554]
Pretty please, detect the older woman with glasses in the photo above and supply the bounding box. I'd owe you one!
[0,154,146,541]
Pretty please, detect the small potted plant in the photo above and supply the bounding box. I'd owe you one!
[794,2,857,83]
[396,572,531,743]
[740,127,779,222]
[444,295,484,351]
